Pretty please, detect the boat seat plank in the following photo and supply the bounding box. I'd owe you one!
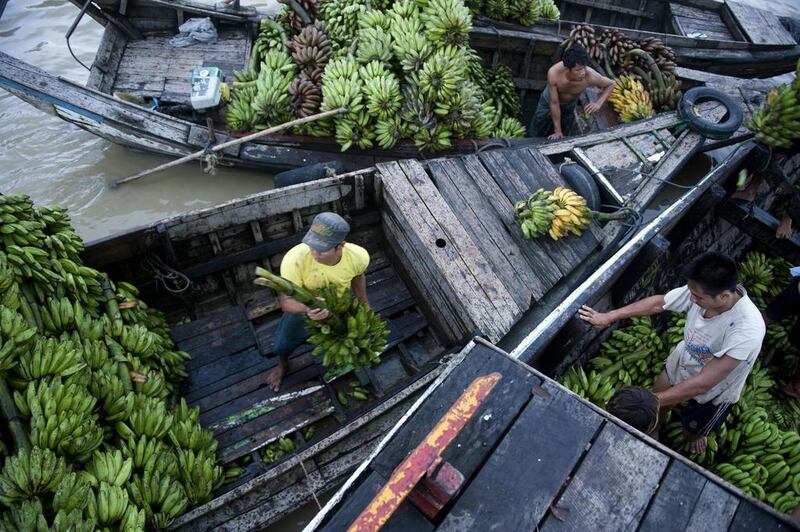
[728,500,791,531]
[171,305,245,343]
[371,343,540,482]
[378,160,517,342]
[427,158,538,307]
[669,3,735,41]
[539,422,669,531]
[459,154,562,289]
[437,381,602,532]
[217,391,335,463]
[185,346,265,394]
[725,0,796,45]
[397,159,521,324]
[320,471,434,532]
[684,480,740,529]
[476,150,587,274]
[638,460,707,530]
[180,319,255,369]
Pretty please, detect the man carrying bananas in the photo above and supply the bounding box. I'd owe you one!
[266,212,370,391]
[579,252,765,454]
[531,44,614,140]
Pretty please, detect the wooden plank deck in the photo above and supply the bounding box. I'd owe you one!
[725,0,796,45]
[377,147,602,344]
[315,343,798,531]
[112,28,250,103]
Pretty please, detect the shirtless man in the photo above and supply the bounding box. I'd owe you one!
[531,44,614,140]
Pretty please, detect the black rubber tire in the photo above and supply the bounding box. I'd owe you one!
[677,87,743,140]
[273,161,345,188]
[559,162,601,211]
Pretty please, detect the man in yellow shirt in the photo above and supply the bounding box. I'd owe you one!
[266,212,371,391]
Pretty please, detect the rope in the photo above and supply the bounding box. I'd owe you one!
[473,139,511,154]
[141,254,192,294]
[297,455,323,511]
[202,152,219,175]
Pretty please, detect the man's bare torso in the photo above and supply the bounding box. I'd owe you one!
[549,62,592,104]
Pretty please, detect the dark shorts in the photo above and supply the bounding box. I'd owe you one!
[530,86,577,138]
[271,313,310,358]
[766,278,800,349]
[681,399,733,437]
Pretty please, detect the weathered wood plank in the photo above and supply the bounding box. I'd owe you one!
[459,154,562,288]
[379,161,511,341]
[726,0,796,45]
[728,500,791,531]
[639,460,707,530]
[438,381,602,531]
[684,480,740,530]
[540,422,669,531]
[427,158,541,304]
[372,343,539,481]
[88,24,128,92]
[397,159,521,328]
[320,471,434,532]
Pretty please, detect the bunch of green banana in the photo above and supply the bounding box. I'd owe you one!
[417,45,468,103]
[225,86,259,131]
[493,116,526,138]
[732,363,774,420]
[0,305,36,371]
[130,366,167,399]
[117,324,158,356]
[364,73,402,121]
[421,0,472,47]
[168,419,218,455]
[14,337,86,383]
[747,60,800,148]
[390,18,430,73]
[88,371,135,423]
[484,64,520,119]
[176,449,223,504]
[254,267,388,370]
[435,81,482,138]
[0,498,96,532]
[81,449,134,488]
[53,472,92,513]
[119,505,147,532]
[30,410,104,463]
[507,0,540,26]
[738,251,775,300]
[515,187,604,241]
[116,396,174,440]
[715,458,768,498]
[374,116,404,149]
[318,0,365,52]
[262,436,296,463]
[13,378,95,419]
[0,446,68,504]
[86,481,129,526]
[335,110,375,151]
[127,470,189,529]
[356,25,393,63]
[661,315,686,354]
[539,0,559,19]
[561,365,617,405]
[252,65,297,128]
[515,188,556,239]
[120,435,169,471]
[483,0,509,21]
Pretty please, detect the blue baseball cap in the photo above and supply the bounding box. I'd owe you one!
[303,212,350,252]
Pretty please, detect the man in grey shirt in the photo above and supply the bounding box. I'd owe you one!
[579,252,766,453]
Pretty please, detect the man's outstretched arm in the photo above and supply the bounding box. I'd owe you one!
[584,68,615,113]
[578,294,667,329]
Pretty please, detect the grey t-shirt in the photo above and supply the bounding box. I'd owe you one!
[662,284,765,405]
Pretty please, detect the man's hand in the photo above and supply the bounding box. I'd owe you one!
[584,102,603,113]
[777,214,793,239]
[578,305,615,329]
[548,131,564,140]
[306,308,330,321]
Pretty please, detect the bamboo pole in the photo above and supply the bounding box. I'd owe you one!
[113,107,348,186]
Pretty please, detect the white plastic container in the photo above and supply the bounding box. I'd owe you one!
[190,66,223,110]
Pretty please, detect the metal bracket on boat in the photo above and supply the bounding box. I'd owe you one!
[347,373,501,530]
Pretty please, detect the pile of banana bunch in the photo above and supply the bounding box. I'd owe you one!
[609,75,654,123]
[226,0,528,150]
[747,59,800,148]
[254,267,389,370]
[0,194,225,530]
[561,317,664,405]
[563,25,681,113]
[515,186,631,240]
[662,416,722,467]
[472,0,559,26]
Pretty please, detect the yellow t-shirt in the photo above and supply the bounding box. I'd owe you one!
[280,243,370,292]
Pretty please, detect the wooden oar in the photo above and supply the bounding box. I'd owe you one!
[113,107,348,186]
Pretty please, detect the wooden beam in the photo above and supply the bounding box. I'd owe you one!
[718,200,800,264]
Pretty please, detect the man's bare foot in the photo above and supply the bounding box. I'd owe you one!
[266,364,285,392]
[731,173,762,202]
[687,436,707,454]
[777,214,793,239]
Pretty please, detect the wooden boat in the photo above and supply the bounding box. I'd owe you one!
[473,0,800,79]
[306,148,800,532]
[0,0,762,176]
[70,108,753,529]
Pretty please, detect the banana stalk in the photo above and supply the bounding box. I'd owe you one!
[253,267,321,308]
